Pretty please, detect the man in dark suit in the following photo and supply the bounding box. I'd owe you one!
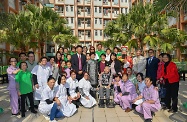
[146,49,159,86]
[71,45,87,81]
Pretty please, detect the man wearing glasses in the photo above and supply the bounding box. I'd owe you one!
[145,49,159,86]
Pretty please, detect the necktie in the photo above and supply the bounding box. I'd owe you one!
[148,58,152,65]
[78,54,82,70]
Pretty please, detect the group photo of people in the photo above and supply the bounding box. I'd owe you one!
[7,44,180,122]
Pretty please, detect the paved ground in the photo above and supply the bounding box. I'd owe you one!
[0,81,186,122]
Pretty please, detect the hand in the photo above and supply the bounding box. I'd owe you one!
[85,96,90,100]
[78,71,83,74]
[18,91,21,96]
[35,84,39,89]
[107,85,110,89]
[154,87,158,91]
[119,93,122,96]
[160,78,163,81]
[133,98,137,103]
[95,88,99,91]
[56,99,61,106]
[77,92,80,99]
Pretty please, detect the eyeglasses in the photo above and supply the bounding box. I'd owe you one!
[148,52,153,54]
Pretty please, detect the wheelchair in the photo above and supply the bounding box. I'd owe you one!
[97,84,115,108]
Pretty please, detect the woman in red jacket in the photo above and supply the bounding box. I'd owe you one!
[160,53,179,113]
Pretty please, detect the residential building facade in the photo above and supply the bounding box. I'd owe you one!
[52,0,131,47]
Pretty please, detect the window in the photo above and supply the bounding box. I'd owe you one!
[78,19,81,25]
[71,6,73,12]
[95,30,98,36]
[95,18,97,24]
[100,30,102,36]
[88,31,91,37]
[121,8,123,13]
[78,31,81,37]
[99,7,102,13]
[95,7,97,12]
[71,18,73,23]
[99,18,102,24]
[66,6,68,12]
[87,19,90,24]
[125,8,127,14]
[58,6,64,12]
[87,7,90,14]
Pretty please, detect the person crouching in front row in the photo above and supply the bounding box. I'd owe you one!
[39,77,64,122]
[78,72,98,108]
[133,77,161,122]
[117,73,138,112]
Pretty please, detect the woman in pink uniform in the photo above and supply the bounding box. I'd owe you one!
[134,77,161,122]
[7,57,20,115]
[118,73,138,112]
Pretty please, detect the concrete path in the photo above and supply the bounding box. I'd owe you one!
[0,81,186,122]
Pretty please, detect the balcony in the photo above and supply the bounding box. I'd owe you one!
[55,0,64,4]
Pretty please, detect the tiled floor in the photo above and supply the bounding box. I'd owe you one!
[0,82,186,122]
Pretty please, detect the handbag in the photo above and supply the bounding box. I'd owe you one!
[159,86,166,98]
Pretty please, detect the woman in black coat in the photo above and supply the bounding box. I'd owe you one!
[108,52,122,76]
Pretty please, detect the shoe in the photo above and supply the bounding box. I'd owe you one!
[162,106,168,110]
[125,107,132,112]
[31,109,37,114]
[12,112,20,115]
[168,109,177,113]
[99,104,105,108]
[99,99,105,108]
[43,114,50,120]
[144,119,152,122]
[106,99,110,107]
[49,120,57,122]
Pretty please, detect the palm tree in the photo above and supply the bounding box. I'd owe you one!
[0,4,79,56]
[104,3,187,53]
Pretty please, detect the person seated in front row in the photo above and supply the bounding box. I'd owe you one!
[66,70,81,108]
[78,72,98,108]
[112,74,123,105]
[133,77,161,122]
[136,72,146,95]
[38,77,64,122]
[117,73,138,112]
[98,66,113,108]
[55,75,77,117]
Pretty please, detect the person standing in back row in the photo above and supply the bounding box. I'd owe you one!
[133,49,146,76]
[96,44,105,61]
[71,45,87,81]
[145,49,159,86]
